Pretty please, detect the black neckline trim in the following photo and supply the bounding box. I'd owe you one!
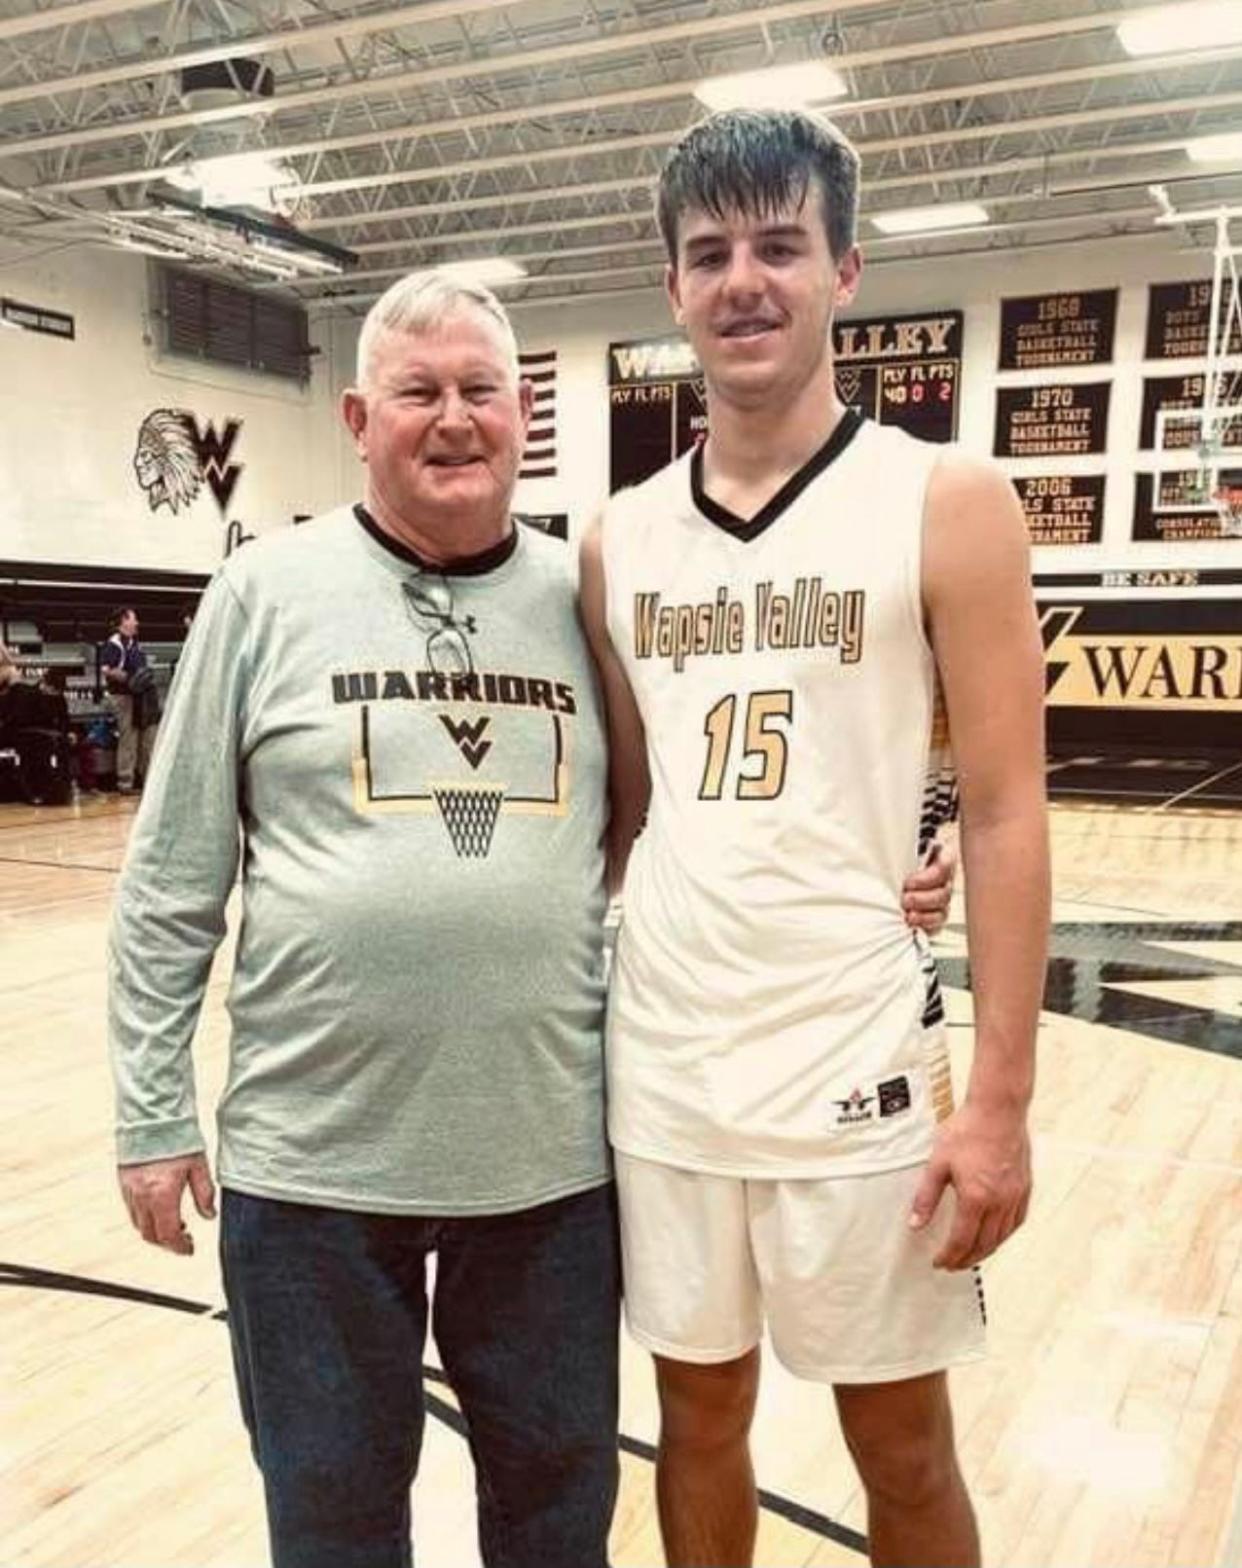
[690,407,865,543]
[353,504,519,576]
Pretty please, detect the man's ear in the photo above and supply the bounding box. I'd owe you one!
[341,387,369,458]
[835,245,863,310]
[518,376,535,430]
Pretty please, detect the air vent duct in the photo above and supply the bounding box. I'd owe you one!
[179,58,274,112]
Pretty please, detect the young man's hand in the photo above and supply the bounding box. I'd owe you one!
[908,1097,1032,1268]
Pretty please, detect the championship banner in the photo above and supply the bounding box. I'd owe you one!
[998,289,1117,370]
[1138,372,1242,450]
[609,311,962,492]
[1013,475,1105,545]
[994,382,1111,458]
[1132,471,1242,543]
[1040,598,1242,746]
[1145,279,1242,360]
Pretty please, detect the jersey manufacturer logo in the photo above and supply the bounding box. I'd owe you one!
[831,1088,876,1126]
[878,1075,913,1117]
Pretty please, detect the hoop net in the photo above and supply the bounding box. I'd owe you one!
[1211,477,1242,537]
[432,785,505,857]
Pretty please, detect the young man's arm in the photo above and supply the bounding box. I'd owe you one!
[579,517,651,897]
[911,453,1050,1269]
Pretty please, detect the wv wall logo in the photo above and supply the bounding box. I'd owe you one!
[133,408,244,515]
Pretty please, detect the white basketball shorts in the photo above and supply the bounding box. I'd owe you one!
[615,1151,987,1384]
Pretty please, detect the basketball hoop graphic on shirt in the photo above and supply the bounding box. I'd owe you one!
[350,701,570,858]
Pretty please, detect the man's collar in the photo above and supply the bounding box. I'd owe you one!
[352,504,519,577]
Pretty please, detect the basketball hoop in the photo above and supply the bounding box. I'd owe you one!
[432,784,505,857]
[1211,481,1242,537]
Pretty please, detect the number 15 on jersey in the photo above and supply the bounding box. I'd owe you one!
[699,690,794,802]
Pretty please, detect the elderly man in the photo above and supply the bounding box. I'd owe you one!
[109,271,953,1568]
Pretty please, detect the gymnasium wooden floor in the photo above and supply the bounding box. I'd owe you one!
[2,795,1240,1567]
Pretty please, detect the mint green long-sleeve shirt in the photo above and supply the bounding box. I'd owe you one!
[109,508,611,1214]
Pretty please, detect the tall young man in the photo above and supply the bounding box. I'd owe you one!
[581,109,1050,1567]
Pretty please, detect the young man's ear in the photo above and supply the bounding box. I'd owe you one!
[834,245,863,310]
[341,388,368,459]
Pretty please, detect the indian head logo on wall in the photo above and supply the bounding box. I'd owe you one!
[132,409,244,515]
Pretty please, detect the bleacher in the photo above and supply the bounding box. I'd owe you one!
[1,558,209,701]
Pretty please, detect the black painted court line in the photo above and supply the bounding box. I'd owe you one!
[1157,760,1242,809]
[0,1261,214,1316]
[940,918,1242,1061]
[3,1263,868,1556]
[616,1432,869,1555]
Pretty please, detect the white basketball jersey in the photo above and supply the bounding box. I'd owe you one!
[602,411,957,1177]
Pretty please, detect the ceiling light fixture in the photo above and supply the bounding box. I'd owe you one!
[1185,131,1242,163]
[434,257,529,286]
[871,202,990,235]
[695,60,849,112]
[162,153,297,215]
[1118,0,1242,57]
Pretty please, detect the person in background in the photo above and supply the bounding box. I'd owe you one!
[101,607,158,793]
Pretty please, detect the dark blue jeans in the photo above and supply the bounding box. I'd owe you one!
[220,1182,620,1568]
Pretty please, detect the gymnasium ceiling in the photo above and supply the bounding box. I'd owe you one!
[1,0,1242,316]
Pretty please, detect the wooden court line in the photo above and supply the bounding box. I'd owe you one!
[0,806,129,831]
[1036,1135,1241,1178]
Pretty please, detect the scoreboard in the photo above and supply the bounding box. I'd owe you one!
[609,310,963,492]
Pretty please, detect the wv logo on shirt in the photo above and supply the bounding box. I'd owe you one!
[439,715,492,769]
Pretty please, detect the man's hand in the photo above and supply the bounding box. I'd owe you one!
[118,1154,217,1256]
[901,838,958,935]
[908,1098,1031,1269]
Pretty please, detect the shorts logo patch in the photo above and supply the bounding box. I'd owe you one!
[878,1075,912,1118]
[832,1087,876,1126]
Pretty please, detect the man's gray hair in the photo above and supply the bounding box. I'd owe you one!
[355,272,520,387]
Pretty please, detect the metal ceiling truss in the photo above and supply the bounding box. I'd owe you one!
[0,0,1240,306]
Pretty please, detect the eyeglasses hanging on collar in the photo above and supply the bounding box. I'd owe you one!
[401,572,478,677]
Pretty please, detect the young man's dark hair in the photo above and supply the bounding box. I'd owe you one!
[108,607,136,633]
[656,107,861,264]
